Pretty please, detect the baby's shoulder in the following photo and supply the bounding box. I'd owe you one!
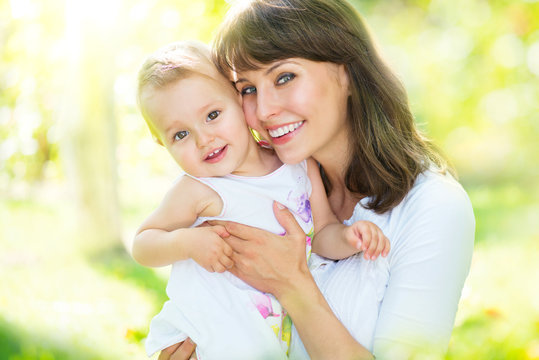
[168,174,222,213]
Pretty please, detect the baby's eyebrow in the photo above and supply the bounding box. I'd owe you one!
[234,78,247,86]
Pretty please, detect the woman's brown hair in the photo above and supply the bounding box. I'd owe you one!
[213,0,452,214]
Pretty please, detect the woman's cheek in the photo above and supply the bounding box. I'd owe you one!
[242,98,264,135]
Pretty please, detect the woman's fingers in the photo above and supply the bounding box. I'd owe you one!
[223,241,234,257]
[169,339,196,360]
[158,343,181,360]
[272,201,305,239]
[212,224,230,238]
[224,221,270,241]
[223,234,249,254]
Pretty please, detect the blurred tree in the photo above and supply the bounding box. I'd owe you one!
[59,0,121,250]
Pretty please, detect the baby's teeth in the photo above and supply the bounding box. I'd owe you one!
[209,148,222,157]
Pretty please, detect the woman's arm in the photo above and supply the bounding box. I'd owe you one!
[372,178,475,358]
[218,202,374,360]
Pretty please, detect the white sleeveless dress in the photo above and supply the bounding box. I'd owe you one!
[145,161,314,360]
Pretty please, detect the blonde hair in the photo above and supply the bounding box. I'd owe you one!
[136,41,220,142]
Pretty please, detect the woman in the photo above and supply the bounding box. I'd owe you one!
[159,0,474,359]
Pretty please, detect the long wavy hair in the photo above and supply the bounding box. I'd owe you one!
[213,0,452,214]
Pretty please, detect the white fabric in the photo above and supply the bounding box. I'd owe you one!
[145,161,314,359]
[289,170,475,360]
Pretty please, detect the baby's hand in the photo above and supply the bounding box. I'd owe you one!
[344,221,390,260]
[190,225,234,273]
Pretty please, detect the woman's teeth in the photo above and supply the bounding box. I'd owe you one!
[268,121,303,138]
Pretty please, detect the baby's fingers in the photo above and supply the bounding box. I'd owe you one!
[364,235,378,260]
[371,232,387,259]
[345,227,363,249]
[382,235,391,257]
[212,262,227,273]
[361,227,376,259]
[220,254,234,270]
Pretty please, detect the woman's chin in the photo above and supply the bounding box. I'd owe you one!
[274,148,307,165]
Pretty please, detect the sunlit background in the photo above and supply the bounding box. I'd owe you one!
[1,0,538,359]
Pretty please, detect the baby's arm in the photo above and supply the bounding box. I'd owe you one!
[306,158,390,260]
[132,176,233,272]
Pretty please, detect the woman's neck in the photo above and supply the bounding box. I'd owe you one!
[324,173,359,222]
[313,130,361,222]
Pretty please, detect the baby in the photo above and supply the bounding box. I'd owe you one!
[132,41,390,359]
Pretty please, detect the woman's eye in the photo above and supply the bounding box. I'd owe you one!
[276,73,295,85]
[174,130,189,141]
[207,110,220,122]
[241,86,256,95]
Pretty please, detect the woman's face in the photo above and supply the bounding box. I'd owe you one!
[234,58,350,165]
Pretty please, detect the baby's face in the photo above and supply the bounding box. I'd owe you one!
[142,74,255,177]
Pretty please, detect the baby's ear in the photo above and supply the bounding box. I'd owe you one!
[153,135,164,146]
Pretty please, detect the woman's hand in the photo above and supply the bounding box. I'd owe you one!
[157,339,197,360]
[210,202,310,298]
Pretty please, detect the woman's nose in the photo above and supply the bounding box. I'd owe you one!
[255,86,281,122]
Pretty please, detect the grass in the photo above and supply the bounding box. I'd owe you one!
[0,181,538,359]
[0,194,158,359]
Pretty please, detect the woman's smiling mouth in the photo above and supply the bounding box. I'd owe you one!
[268,121,304,138]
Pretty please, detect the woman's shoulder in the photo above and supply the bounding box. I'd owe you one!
[402,169,472,212]
[347,169,474,245]
[350,170,471,220]
[389,169,475,249]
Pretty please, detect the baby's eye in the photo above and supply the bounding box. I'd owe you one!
[276,73,295,85]
[207,110,220,122]
[241,86,256,96]
[174,130,189,141]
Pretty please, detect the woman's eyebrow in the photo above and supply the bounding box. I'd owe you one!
[265,60,297,75]
[234,60,299,86]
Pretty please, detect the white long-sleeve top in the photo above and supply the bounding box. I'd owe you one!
[290,170,475,359]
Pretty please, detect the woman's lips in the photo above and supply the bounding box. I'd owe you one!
[267,121,304,145]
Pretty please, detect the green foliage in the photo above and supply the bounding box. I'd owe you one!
[1,0,538,359]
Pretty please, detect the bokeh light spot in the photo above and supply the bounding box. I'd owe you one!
[527,41,539,76]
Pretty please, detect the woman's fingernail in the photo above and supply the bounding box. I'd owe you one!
[276,202,285,210]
